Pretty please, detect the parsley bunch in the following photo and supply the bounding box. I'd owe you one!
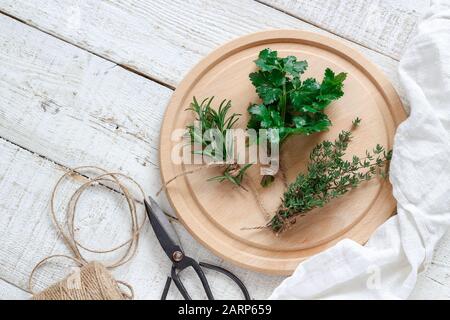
[269,127,392,233]
[247,48,347,144]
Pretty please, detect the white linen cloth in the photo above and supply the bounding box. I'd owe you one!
[270,0,450,299]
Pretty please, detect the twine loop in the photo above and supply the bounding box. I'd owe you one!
[29,166,147,299]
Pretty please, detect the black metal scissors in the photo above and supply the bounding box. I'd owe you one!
[144,196,251,300]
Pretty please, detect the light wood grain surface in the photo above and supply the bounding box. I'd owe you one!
[258,0,430,59]
[0,0,401,88]
[0,0,447,299]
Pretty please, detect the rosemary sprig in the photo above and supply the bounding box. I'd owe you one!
[208,163,253,190]
[186,96,240,153]
[186,97,250,188]
[269,126,392,233]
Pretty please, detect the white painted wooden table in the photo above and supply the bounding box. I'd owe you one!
[0,0,448,300]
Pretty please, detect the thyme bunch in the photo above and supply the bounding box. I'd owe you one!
[269,127,392,233]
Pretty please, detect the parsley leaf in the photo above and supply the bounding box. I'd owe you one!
[248,49,346,142]
[283,56,308,77]
[247,48,347,186]
[254,48,279,71]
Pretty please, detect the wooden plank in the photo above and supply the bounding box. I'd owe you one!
[0,14,283,299]
[0,13,170,197]
[0,4,407,179]
[0,2,448,299]
[0,137,284,299]
[0,279,30,300]
[411,232,450,299]
[259,0,430,60]
[0,0,402,89]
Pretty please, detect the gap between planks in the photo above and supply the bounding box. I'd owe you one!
[0,137,284,299]
[0,0,429,298]
[0,135,178,222]
[0,136,172,296]
[0,4,447,298]
[254,0,402,61]
[0,9,176,212]
[0,3,406,195]
[0,0,403,92]
[0,2,405,187]
[0,9,175,91]
[0,2,416,298]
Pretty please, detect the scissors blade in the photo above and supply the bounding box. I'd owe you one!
[145,196,183,261]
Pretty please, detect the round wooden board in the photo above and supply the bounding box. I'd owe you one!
[159,30,406,275]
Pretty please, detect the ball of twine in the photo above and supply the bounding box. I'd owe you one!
[29,166,147,300]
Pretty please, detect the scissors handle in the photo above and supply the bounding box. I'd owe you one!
[199,262,251,300]
[161,276,172,300]
[160,258,251,300]
[169,256,214,300]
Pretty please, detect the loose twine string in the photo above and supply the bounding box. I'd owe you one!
[28,160,286,298]
[29,166,147,299]
[156,161,287,223]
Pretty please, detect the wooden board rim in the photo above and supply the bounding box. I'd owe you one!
[159,29,407,275]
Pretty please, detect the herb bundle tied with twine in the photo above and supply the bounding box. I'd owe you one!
[161,95,392,234]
